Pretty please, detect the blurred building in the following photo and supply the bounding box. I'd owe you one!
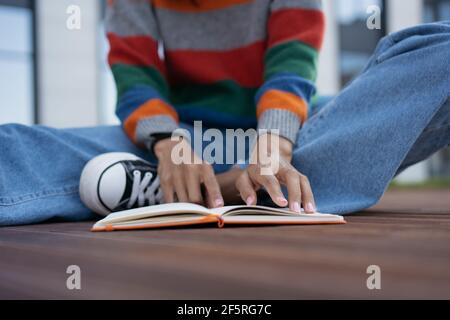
[0,0,449,181]
[318,0,450,183]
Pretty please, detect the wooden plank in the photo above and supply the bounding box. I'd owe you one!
[0,190,449,299]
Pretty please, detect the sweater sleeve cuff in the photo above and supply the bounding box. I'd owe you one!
[257,109,301,144]
[136,115,179,151]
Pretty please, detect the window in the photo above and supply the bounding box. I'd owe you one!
[0,0,35,125]
[424,0,450,21]
[423,0,450,178]
[336,0,386,87]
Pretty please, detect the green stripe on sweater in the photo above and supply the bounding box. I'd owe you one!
[170,80,257,118]
[265,41,319,81]
[111,64,169,98]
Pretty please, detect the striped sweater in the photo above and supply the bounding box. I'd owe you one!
[106,0,325,148]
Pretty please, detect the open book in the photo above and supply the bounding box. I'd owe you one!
[91,203,346,232]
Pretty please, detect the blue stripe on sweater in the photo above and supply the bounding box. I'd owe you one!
[115,85,166,122]
[255,72,317,105]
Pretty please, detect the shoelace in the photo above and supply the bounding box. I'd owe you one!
[127,170,164,209]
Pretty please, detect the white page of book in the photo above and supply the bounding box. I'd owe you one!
[98,203,214,224]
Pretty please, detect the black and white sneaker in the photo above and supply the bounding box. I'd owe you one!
[79,153,163,216]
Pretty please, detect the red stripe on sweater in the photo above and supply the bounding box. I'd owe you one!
[152,0,252,12]
[166,41,265,87]
[107,33,166,75]
[268,8,325,50]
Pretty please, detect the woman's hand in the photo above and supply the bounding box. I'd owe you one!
[235,134,316,214]
[154,138,224,208]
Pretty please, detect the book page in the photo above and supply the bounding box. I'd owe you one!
[96,203,215,225]
[213,206,345,223]
[223,214,345,224]
[212,205,297,216]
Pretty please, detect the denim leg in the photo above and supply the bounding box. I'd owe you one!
[0,122,231,226]
[292,22,450,214]
[0,125,150,226]
[396,98,450,175]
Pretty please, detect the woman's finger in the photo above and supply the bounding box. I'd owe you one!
[158,166,174,203]
[202,166,224,208]
[173,167,189,202]
[300,175,316,213]
[284,170,302,213]
[185,166,204,205]
[160,177,175,204]
[236,171,257,205]
[254,172,287,207]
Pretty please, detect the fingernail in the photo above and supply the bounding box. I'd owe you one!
[306,202,316,213]
[278,197,288,207]
[292,201,301,213]
[215,198,224,207]
[246,196,254,206]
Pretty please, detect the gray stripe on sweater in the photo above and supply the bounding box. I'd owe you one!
[271,0,322,11]
[155,0,270,50]
[257,109,301,144]
[106,0,323,50]
[136,115,179,147]
[105,0,160,38]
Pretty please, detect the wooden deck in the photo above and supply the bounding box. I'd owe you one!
[1,189,450,299]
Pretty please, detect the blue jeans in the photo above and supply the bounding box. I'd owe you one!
[1,22,449,226]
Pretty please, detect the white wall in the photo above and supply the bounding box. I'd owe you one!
[387,0,423,33]
[36,0,100,127]
[316,0,340,95]
[386,0,429,183]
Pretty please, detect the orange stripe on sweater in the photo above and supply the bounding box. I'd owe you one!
[152,0,252,12]
[124,99,179,141]
[257,90,308,123]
